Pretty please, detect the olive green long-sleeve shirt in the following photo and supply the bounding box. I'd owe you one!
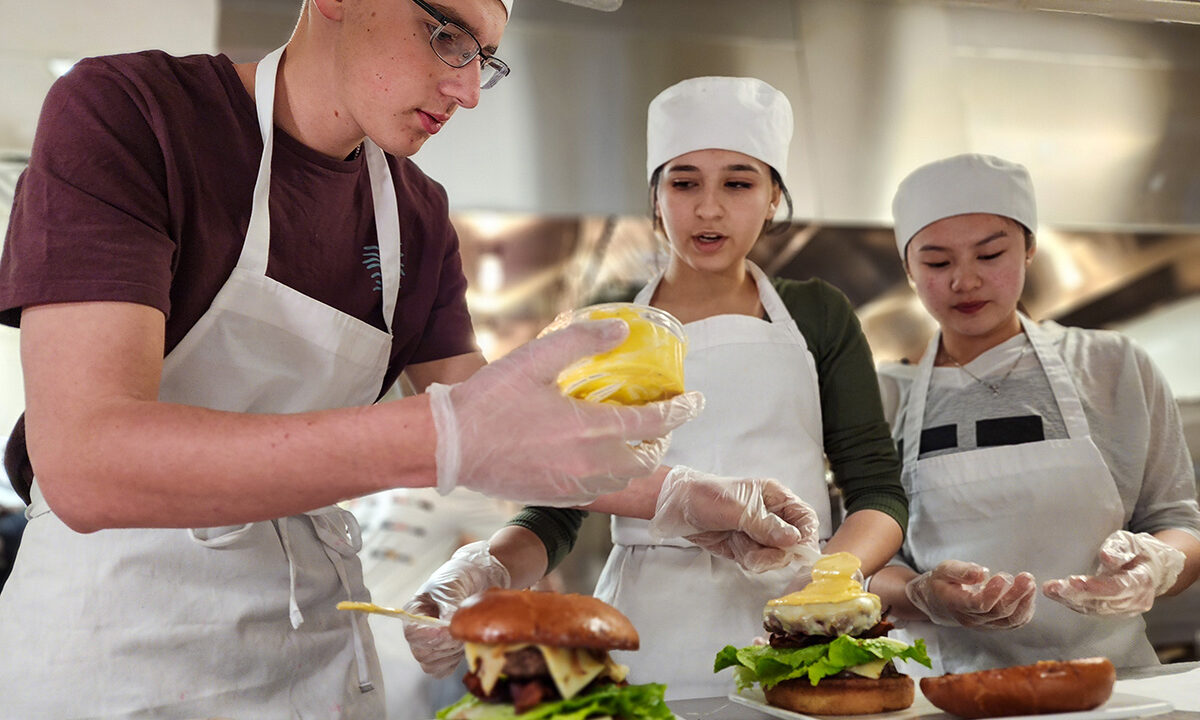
[509,276,906,572]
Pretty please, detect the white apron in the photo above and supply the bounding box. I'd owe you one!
[0,46,401,718]
[594,262,829,700]
[895,315,1157,676]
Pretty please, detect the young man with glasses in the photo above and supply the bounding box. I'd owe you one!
[0,0,717,717]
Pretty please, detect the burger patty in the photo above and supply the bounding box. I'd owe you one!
[503,646,551,678]
[768,618,895,649]
[462,647,614,714]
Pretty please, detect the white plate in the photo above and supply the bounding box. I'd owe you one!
[727,687,1173,720]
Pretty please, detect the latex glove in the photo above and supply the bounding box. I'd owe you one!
[905,560,1037,629]
[1042,530,1185,617]
[402,541,511,678]
[648,466,821,574]
[428,320,705,507]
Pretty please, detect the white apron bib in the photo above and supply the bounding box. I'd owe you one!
[0,46,401,718]
[895,315,1156,676]
[594,261,829,700]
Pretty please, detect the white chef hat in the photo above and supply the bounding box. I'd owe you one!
[646,76,793,182]
[500,0,621,16]
[892,153,1037,260]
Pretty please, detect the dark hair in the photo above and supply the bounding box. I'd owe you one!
[648,163,795,239]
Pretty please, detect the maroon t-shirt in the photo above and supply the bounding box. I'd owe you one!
[0,51,477,496]
[1,49,476,379]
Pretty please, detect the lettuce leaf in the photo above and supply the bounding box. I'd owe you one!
[436,682,674,720]
[714,636,931,690]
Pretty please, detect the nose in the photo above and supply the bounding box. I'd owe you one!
[950,262,982,292]
[695,186,724,220]
[442,62,482,110]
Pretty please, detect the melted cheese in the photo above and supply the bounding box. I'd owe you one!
[463,642,629,701]
[764,552,882,636]
[556,305,686,405]
[768,552,873,607]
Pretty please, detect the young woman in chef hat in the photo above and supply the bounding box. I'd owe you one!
[404,76,909,700]
[869,153,1200,676]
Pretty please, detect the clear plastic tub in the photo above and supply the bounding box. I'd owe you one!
[539,302,687,405]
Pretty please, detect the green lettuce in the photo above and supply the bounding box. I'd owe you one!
[436,682,674,720]
[714,636,931,690]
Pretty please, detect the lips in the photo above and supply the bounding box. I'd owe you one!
[691,233,727,253]
[417,109,448,135]
[953,301,988,314]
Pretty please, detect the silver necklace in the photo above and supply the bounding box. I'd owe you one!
[945,341,1028,396]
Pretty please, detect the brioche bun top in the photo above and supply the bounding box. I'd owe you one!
[450,589,640,651]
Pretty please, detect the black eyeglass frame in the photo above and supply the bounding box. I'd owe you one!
[409,0,511,90]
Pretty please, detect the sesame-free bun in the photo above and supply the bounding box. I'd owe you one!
[763,676,915,715]
[450,589,640,651]
[919,657,1116,719]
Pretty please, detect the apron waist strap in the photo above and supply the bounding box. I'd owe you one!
[277,510,375,692]
[610,517,694,548]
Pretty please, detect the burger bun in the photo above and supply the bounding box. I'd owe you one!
[763,675,915,716]
[450,588,640,651]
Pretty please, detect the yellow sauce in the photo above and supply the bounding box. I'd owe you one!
[555,305,686,405]
[768,552,876,606]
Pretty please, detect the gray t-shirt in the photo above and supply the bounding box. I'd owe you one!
[880,322,1200,544]
[915,333,1068,459]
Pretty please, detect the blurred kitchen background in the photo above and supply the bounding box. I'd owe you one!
[1,0,1199,661]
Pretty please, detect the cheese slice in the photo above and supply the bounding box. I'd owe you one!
[846,658,888,679]
[463,642,628,700]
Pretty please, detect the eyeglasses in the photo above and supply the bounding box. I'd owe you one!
[409,0,510,90]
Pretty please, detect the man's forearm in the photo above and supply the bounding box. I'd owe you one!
[30,395,438,532]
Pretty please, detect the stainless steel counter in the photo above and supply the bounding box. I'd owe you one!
[666,661,1200,720]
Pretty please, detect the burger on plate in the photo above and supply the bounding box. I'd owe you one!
[436,588,674,719]
[714,552,931,715]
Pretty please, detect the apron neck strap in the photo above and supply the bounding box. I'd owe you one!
[1017,314,1090,437]
[241,45,401,334]
[902,314,1092,467]
[239,45,287,276]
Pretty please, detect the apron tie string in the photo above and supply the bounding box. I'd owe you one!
[282,508,375,693]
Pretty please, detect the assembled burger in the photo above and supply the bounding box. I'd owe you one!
[437,588,674,719]
[715,553,931,715]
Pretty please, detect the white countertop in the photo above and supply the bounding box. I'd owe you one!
[666,661,1200,720]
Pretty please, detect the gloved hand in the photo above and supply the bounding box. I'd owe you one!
[428,320,705,507]
[402,541,511,677]
[905,560,1037,629]
[1042,530,1185,616]
[647,466,821,573]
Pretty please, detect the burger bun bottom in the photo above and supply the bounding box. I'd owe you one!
[763,675,915,716]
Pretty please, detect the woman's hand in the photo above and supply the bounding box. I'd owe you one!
[648,466,820,573]
[1042,530,1185,616]
[402,541,511,677]
[905,559,1036,629]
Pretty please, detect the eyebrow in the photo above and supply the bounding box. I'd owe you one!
[916,230,1007,253]
[666,163,764,174]
[428,1,500,55]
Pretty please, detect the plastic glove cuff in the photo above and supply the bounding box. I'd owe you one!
[427,383,461,496]
[647,465,691,541]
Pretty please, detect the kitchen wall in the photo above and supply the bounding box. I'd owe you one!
[1,0,1198,657]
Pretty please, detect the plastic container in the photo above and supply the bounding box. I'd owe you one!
[540,302,686,405]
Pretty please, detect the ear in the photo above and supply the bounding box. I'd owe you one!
[312,0,345,21]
